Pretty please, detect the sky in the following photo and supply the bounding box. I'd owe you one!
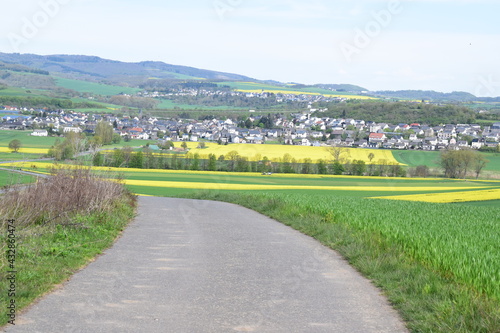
[1,0,500,96]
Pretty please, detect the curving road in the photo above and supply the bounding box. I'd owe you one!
[3,197,408,333]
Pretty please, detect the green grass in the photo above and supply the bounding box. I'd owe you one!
[0,130,58,149]
[393,150,500,172]
[392,150,441,168]
[180,190,500,332]
[0,152,44,162]
[0,170,35,187]
[0,199,135,327]
[0,87,49,98]
[55,78,140,96]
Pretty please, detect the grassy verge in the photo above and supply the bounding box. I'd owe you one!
[181,191,500,333]
[0,168,136,327]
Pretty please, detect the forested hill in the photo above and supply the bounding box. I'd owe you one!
[318,101,476,125]
[371,90,477,102]
[0,53,255,85]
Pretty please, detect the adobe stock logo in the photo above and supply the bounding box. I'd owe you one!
[8,0,72,53]
[213,0,244,20]
[475,75,500,98]
[339,0,404,63]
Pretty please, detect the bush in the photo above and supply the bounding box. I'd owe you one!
[0,167,128,228]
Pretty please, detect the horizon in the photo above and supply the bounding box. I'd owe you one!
[1,0,499,97]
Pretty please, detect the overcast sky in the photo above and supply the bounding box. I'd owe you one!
[1,0,499,96]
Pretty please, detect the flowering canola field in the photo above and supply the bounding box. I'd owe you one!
[235,89,376,100]
[186,143,401,164]
[4,161,499,204]
[0,147,49,154]
[372,188,500,203]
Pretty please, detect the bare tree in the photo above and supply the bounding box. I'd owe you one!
[474,155,488,179]
[328,146,350,163]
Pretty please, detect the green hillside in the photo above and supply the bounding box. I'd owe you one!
[55,78,140,96]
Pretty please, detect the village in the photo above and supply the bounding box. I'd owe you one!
[1,105,499,152]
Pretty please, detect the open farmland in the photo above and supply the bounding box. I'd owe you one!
[186,142,401,164]
[0,152,44,162]
[0,130,58,149]
[218,81,376,100]
[393,150,500,172]
[4,161,499,201]
[2,162,499,331]
[0,169,35,187]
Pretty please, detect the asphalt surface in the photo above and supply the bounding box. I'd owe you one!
[4,197,408,333]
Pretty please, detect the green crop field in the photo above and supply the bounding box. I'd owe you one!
[0,130,58,149]
[217,81,375,99]
[56,78,141,96]
[392,150,500,172]
[0,152,44,162]
[0,87,49,98]
[0,169,35,187]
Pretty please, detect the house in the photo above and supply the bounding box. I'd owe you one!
[422,144,436,151]
[425,137,438,145]
[368,133,387,147]
[31,129,48,137]
[471,138,485,149]
[63,127,82,133]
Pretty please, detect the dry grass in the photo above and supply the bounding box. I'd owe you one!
[0,167,128,228]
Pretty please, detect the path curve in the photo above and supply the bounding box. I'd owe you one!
[4,197,408,333]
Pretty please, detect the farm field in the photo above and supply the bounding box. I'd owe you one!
[218,81,376,100]
[392,149,500,172]
[0,87,49,98]
[0,152,44,162]
[86,141,404,164]
[4,161,499,202]
[186,142,401,164]
[2,163,499,331]
[0,130,58,149]
[0,169,35,187]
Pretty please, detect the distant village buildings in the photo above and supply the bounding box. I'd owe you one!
[1,106,499,152]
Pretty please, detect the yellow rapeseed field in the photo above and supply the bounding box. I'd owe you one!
[187,143,403,164]
[371,188,500,203]
[0,162,445,182]
[235,89,376,100]
[0,147,49,154]
[121,179,486,192]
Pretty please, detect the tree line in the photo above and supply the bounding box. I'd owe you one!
[0,96,101,110]
[91,148,406,177]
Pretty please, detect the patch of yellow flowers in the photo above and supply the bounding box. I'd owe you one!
[235,89,376,100]
[0,147,48,154]
[371,188,500,203]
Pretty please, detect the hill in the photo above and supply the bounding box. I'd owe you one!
[0,53,254,85]
[370,90,477,102]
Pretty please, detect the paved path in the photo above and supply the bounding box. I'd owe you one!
[4,197,408,333]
